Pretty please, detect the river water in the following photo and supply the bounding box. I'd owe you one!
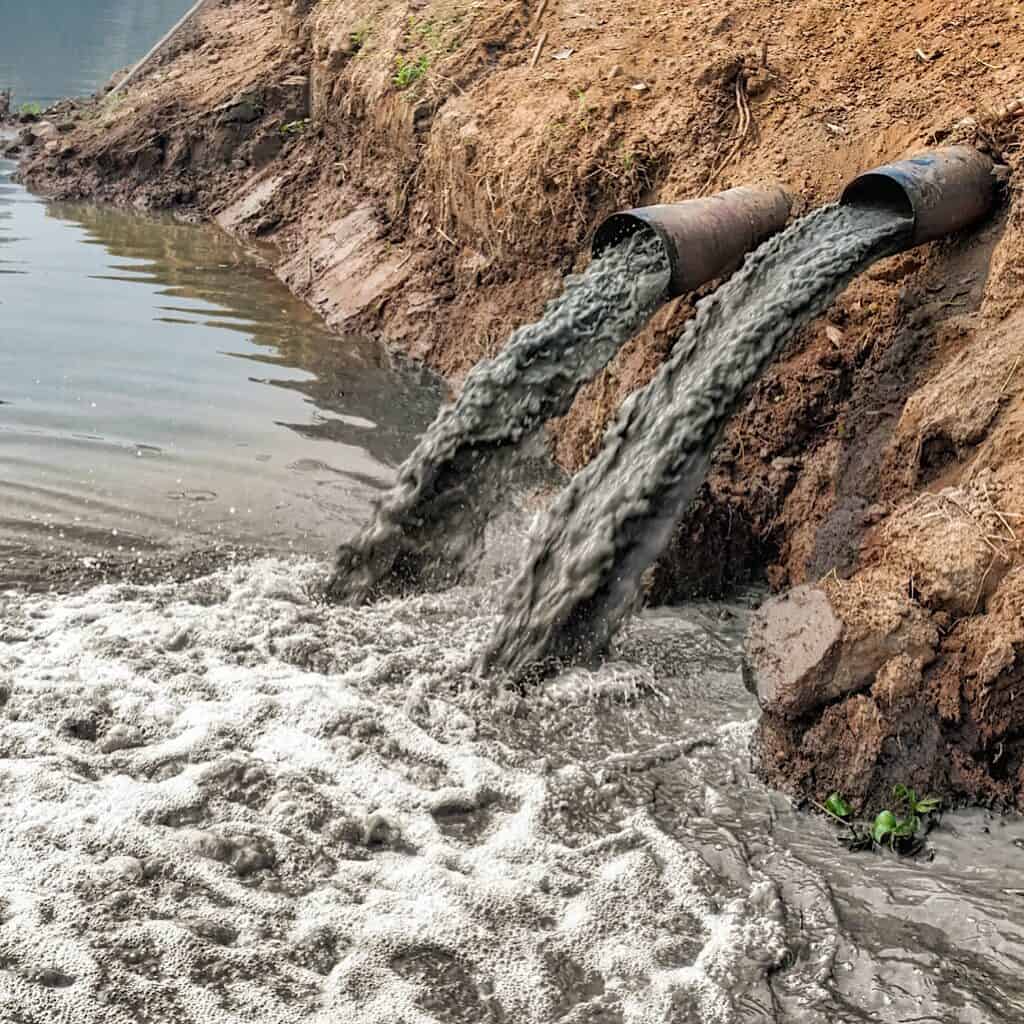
[0,155,439,583]
[0,0,195,108]
[2,11,1024,1024]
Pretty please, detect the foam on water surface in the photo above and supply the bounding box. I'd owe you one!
[0,559,789,1024]
[4,560,1024,1022]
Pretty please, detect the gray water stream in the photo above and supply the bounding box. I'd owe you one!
[483,204,909,678]
[328,234,670,604]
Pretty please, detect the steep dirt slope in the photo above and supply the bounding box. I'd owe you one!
[10,0,1024,810]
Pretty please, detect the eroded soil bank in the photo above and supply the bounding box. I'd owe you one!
[9,0,1024,812]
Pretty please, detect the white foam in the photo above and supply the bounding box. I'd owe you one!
[0,559,787,1022]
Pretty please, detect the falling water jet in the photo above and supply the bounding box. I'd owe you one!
[327,187,791,605]
[481,147,998,681]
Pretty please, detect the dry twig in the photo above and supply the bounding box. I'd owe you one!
[700,73,754,195]
[530,31,548,68]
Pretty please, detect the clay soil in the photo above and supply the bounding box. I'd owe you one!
[9,0,1024,812]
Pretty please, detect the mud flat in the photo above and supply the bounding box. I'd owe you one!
[12,0,1024,808]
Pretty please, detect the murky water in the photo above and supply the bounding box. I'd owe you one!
[3,561,1024,1023]
[0,156,440,579]
[484,204,910,678]
[0,0,194,108]
[329,233,670,604]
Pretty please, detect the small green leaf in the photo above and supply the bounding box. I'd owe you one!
[892,815,918,838]
[824,793,853,819]
[892,784,909,804]
[872,810,898,845]
[915,795,941,815]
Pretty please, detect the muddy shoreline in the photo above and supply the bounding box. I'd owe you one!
[9,0,1024,812]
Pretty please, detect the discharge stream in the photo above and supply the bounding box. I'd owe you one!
[327,233,671,604]
[482,203,911,678]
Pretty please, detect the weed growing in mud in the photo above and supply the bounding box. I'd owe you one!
[817,786,942,856]
[350,24,371,52]
[19,102,42,116]
[394,54,431,90]
[279,119,310,135]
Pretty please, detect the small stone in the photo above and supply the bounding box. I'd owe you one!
[745,577,938,718]
[605,65,624,79]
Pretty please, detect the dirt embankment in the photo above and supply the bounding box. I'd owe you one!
[11,0,1024,812]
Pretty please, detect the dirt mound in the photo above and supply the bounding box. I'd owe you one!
[12,0,1024,808]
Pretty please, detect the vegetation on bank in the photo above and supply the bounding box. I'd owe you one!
[819,786,942,855]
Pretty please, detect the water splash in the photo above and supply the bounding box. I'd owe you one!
[482,204,911,679]
[327,232,671,604]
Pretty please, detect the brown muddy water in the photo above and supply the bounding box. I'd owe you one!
[0,155,440,585]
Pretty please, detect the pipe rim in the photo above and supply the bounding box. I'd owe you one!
[592,213,679,292]
[840,172,916,224]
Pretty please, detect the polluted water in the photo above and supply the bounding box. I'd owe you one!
[482,203,912,678]
[328,232,670,604]
[4,561,1024,1022]
[5,189,1024,1023]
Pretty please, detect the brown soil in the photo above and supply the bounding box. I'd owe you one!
[10,0,1024,810]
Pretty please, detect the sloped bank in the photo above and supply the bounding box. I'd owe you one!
[12,0,1024,809]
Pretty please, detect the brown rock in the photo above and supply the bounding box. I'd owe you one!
[745,573,938,718]
[744,585,843,716]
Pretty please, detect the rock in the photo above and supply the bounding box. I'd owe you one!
[744,586,843,716]
[745,574,938,717]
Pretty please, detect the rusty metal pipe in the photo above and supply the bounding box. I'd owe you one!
[840,146,997,248]
[592,185,793,297]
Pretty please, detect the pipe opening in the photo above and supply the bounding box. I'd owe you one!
[592,214,662,259]
[840,173,916,223]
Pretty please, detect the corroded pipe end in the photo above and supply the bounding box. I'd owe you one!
[841,146,997,248]
[592,185,792,297]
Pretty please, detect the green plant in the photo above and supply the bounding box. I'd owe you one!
[19,102,42,116]
[393,54,430,90]
[871,785,941,850]
[816,786,941,856]
[350,24,370,52]
[279,118,310,135]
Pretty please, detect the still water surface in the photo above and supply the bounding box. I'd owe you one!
[0,156,439,574]
[0,0,194,107]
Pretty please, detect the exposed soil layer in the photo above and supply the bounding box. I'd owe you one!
[10,0,1024,810]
